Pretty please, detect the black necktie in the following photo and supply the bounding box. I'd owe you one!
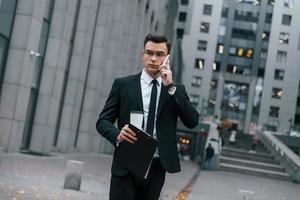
[146,79,158,136]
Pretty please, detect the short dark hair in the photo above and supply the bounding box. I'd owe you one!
[144,33,171,54]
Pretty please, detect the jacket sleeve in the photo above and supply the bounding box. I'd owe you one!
[96,79,120,147]
[170,84,199,128]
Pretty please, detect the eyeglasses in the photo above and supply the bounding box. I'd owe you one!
[143,50,167,58]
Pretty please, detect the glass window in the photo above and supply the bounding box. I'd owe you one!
[262,32,270,41]
[200,22,210,33]
[221,82,249,120]
[232,28,256,40]
[260,49,267,59]
[222,7,228,18]
[269,106,280,118]
[189,94,199,106]
[203,4,213,15]
[178,12,187,22]
[195,58,205,70]
[237,48,244,57]
[268,0,275,5]
[265,13,272,23]
[219,26,226,36]
[282,14,292,25]
[217,44,224,54]
[257,68,265,78]
[284,0,294,8]
[176,28,184,39]
[271,88,283,99]
[279,32,289,44]
[276,51,287,62]
[229,47,237,55]
[213,62,220,72]
[197,40,207,51]
[246,49,254,58]
[274,69,285,80]
[181,0,189,5]
[192,76,202,87]
[234,10,259,22]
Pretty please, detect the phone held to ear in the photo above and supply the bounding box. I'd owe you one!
[159,55,170,78]
[162,55,170,66]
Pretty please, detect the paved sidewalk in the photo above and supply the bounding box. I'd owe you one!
[0,152,198,200]
[188,170,300,200]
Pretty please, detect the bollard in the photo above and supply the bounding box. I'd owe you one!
[63,160,84,191]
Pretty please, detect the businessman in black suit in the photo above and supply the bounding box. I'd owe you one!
[96,33,199,200]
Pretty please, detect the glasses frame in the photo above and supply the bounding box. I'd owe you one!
[143,49,167,59]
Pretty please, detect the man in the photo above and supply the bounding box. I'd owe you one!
[96,33,199,200]
[204,143,215,170]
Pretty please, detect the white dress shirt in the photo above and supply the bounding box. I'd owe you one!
[141,69,162,157]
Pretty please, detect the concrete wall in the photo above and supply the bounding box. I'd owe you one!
[0,0,177,153]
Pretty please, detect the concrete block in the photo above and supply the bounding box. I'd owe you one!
[63,160,84,191]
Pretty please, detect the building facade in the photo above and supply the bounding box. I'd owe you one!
[181,0,300,134]
[0,0,177,154]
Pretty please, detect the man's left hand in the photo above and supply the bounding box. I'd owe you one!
[159,55,173,85]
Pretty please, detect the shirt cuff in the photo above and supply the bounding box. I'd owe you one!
[116,140,121,147]
[168,86,176,95]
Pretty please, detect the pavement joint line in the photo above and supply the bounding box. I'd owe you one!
[174,167,201,200]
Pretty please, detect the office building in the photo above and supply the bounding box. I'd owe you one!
[181,0,300,134]
[0,0,177,154]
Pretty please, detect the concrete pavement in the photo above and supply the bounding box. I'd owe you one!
[188,170,300,200]
[0,151,198,200]
[1,151,299,200]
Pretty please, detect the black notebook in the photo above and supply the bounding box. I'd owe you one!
[115,124,158,179]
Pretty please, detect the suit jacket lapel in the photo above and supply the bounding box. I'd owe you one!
[133,73,143,112]
[157,85,168,118]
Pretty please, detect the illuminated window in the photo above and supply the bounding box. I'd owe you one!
[272,88,283,99]
[213,62,220,72]
[237,48,244,56]
[195,58,205,70]
[217,44,224,54]
[279,32,289,44]
[262,32,270,41]
[246,49,253,58]
[200,22,210,33]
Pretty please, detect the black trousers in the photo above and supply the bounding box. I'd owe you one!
[109,158,166,200]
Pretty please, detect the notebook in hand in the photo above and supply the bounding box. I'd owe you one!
[115,123,158,179]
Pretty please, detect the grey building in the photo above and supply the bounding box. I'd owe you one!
[0,0,177,154]
[181,0,300,134]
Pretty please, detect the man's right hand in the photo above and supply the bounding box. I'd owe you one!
[117,124,137,144]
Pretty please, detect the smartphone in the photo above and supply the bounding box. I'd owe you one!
[162,55,170,67]
[159,55,170,78]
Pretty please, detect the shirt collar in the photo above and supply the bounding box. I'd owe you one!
[141,69,162,86]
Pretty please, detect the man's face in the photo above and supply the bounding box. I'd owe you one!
[142,41,168,77]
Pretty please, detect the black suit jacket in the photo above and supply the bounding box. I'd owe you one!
[96,72,199,176]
